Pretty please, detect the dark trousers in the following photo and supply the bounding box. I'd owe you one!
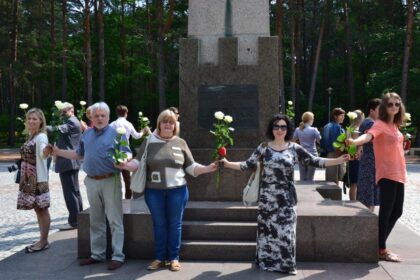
[59,170,83,226]
[378,178,404,250]
[122,169,132,199]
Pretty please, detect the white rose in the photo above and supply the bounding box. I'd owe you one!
[54,100,62,106]
[142,117,149,121]
[116,127,126,135]
[347,112,357,120]
[55,101,66,110]
[404,113,411,122]
[19,103,28,110]
[80,101,86,106]
[138,112,143,116]
[224,115,233,123]
[214,111,225,120]
[288,101,293,105]
[228,127,235,131]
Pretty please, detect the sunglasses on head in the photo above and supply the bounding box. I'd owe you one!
[387,102,401,108]
[273,124,288,131]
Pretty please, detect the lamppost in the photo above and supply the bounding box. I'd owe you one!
[327,87,333,121]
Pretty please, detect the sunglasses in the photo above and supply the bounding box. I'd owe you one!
[387,102,401,108]
[273,124,288,131]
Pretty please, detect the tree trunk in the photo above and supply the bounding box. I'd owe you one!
[84,0,93,104]
[308,0,328,111]
[61,0,68,100]
[156,0,175,111]
[289,0,297,109]
[343,0,355,108]
[400,0,414,103]
[295,0,304,118]
[276,0,285,113]
[8,0,18,146]
[120,0,128,104]
[98,0,105,101]
[50,0,56,100]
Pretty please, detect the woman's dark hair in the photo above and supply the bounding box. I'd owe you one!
[365,98,381,116]
[116,105,128,117]
[331,107,345,121]
[265,114,294,141]
[378,92,406,126]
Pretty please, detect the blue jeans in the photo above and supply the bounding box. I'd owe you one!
[145,186,189,261]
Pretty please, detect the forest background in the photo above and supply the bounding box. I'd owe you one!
[0,0,418,147]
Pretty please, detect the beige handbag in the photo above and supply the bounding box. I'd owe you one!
[242,143,267,206]
[130,136,150,194]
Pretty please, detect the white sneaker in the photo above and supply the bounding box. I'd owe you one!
[288,269,297,275]
[58,224,76,231]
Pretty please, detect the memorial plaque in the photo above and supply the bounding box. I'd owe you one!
[198,84,259,130]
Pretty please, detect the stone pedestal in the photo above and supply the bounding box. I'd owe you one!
[179,37,279,201]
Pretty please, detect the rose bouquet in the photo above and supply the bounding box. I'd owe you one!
[400,113,414,152]
[286,100,295,121]
[110,127,129,164]
[17,103,28,135]
[76,101,87,121]
[138,111,150,143]
[333,111,358,157]
[49,101,66,144]
[210,111,234,187]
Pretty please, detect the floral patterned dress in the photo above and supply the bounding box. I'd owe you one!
[17,136,50,210]
[357,118,380,207]
[241,142,325,272]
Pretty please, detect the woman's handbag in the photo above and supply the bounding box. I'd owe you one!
[242,143,267,206]
[130,136,150,194]
[242,162,262,206]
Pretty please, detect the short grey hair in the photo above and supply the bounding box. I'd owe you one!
[91,102,110,116]
[61,102,74,111]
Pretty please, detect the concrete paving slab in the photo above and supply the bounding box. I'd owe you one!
[1,220,420,279]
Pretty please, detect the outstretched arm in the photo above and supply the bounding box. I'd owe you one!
[194,162,218,176]
[346,133,373,147]
[220,158,242,170]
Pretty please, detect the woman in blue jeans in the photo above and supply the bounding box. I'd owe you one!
[118,109,217,271]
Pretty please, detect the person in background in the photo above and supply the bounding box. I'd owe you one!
[322,108,346,185]
[347,92,407,262]
[52,102,130,271]
[18,108,51,253]
[357,98,381,211]
[50,102,83,230]
[169,107,180,135]
[110,105,150,199]
[116,109,217,272]
[80,105,93,131]
[292,111,321,181]
[348,109,364,201]
[221,114,349,275]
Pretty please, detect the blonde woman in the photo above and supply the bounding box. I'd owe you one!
[292,112,321,181]
[117,109,217,272]
[17,108,51,253]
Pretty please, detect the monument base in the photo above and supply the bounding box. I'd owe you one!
[78,182,378,262]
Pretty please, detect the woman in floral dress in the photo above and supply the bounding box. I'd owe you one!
[222,114,349,274]
[17,108,51,253]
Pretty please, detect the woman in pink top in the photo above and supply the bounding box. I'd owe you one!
[347,92,407,262]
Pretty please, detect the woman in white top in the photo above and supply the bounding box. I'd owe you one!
[17,108,51,253]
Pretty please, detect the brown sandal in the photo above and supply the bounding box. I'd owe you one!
[169,260,181,272]
[379,250,401,262]
[147,260,166,270]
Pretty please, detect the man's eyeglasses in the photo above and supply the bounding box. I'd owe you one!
[273,124,288,131]
[387,102,401,108]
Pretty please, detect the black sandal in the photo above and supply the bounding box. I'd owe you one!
[25,242,49,253]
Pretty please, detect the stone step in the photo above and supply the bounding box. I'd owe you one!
[183,201,257,222]
[183,221,257,241]
[180,240,256,261]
